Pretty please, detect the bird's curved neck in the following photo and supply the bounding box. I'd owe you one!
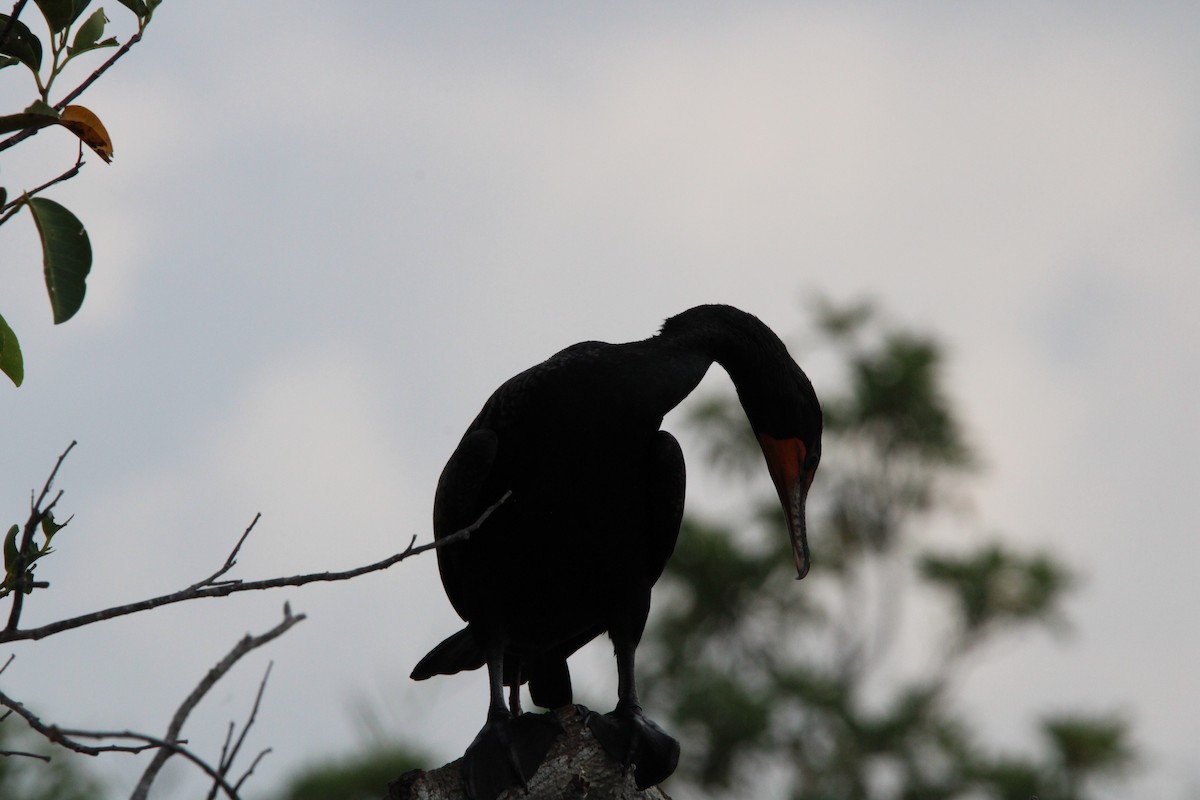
[616,308,762,421]
[658,305,782,382]
[653,305,810,436]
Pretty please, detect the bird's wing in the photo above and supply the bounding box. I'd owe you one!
[432,427,500,620]
[410,625,486,680]
[642,430,687,585]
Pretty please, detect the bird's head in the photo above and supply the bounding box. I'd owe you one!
[757,430,820,579]
[738,357,822,580]
[665,304,823,579]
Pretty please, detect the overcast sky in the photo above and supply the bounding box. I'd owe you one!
[2,2,1198,798]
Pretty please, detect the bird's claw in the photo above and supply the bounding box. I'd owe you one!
[585,705,680,789]
[461,711,561,800]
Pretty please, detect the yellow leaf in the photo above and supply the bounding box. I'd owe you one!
[58,105,114,163]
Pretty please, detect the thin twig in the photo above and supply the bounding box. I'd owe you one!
[0,609,301,799]
[205,661,274,800]
[53,29,143,110]
[130,607,303,800]
[0,23,145,153]
[232,747,272,792]
[1,489,510,643]
[225,662,272,775]
[0,152,85,227]
[213,722,235,788]
[3,144,84,205]
[0,748,51,761]
[189,515,261,592]
[0,685,142,755]
[4,442,77,635]
[67,730,243,800]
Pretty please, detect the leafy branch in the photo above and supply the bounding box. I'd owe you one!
[0,479,510,643]
[0,0,158,387]
[1,440,75,619]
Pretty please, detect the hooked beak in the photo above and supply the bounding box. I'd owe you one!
[757,435,814,580]
[787,482,810,580]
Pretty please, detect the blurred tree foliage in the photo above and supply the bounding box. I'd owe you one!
[271,744,427,800]
[0,723,105,800]
[641,298,1135,800]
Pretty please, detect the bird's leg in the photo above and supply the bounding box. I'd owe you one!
[507,663,523,716]
[460,646,560,800]
[586,633,680,789]
[613,638,640,715]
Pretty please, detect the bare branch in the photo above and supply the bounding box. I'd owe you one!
[205,661,274,800]
[0,151,85,227]
[232,746,272,793]
[213,722,235,787]
[189,514,261,592]
[0,748,51,761]
[64,730,244,800]
[0,460,507,790]
[1,489,510,643]
[0,684,138,756]
[0,608,301,799]
[225,662,271,774]
[130,607,303,800]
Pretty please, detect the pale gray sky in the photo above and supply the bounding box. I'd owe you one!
[2,2,1198,797]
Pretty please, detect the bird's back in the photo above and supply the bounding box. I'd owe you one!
[432,340,683,653]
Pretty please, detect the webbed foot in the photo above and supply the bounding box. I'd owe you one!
[460,711,561,800]
[585,705,680,789]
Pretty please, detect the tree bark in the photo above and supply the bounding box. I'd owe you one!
[385,706,672,800]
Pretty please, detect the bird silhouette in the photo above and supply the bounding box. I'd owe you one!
[412,304,822,799]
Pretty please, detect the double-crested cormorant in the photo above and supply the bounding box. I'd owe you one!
[411,304,822,799]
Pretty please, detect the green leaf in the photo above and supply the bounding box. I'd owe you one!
[115,0,148,17]
[41,510,69,541]
[34,0,89,34]
[71,34,116,57]
[69,7,108,54]
[0,15,44,72]
[0,100,61,135]
[25,98,58,117]
[0,55,19,70]
[3,524,18,576]
[0,311,23,386]
[27,197,92,324]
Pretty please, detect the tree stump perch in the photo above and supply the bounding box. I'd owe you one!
[385,705,673,800]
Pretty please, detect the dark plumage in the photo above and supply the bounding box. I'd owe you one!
[412,305,822,799]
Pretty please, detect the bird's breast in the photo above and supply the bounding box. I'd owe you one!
[452,430,664,642]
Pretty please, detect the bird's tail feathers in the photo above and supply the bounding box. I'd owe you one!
[410,626,486,680]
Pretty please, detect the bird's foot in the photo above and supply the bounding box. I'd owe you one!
[585,704,680,789]
[460,711,561,800]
